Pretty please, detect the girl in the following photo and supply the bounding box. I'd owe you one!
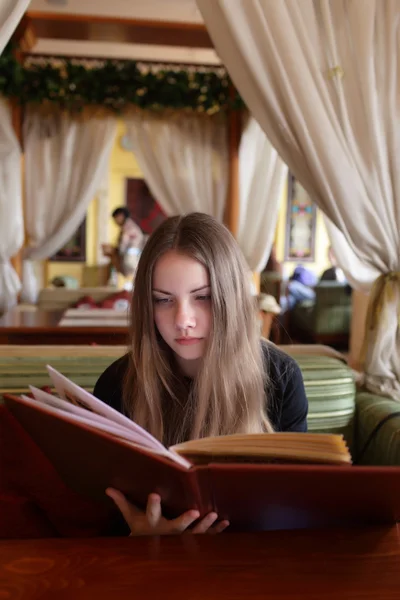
[94,212,308,536]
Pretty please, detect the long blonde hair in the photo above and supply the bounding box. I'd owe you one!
[123,213,272,446]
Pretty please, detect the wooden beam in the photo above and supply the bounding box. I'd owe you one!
[26,12,208,30]
[24,12,213,49]
[225,100,241,238]
[19,26,37,54]
[13,16,37,54]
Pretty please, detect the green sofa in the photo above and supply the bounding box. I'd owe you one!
[0,342,355,441]
[282,348,355,435]
[1,343,398,466]
[290,281,351,347]
[260,275,352,347]
[354,392,400,466]
[0,345,124,394]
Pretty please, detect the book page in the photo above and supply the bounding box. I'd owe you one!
[21,388,183,464]
[171,433,351,465]
[29,386,158,451]
[46,365,165,452]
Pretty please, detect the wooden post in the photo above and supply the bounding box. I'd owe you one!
[349,289,370,371]
[224,87,241,238]
[224,91,261,293]
[252,272,260,294]
[10,99,23,280]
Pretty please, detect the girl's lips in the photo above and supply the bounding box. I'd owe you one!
[175,338,203,345]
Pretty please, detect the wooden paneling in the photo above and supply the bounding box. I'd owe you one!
[22,12,213,49]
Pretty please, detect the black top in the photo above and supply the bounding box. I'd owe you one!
[93,342,308,433]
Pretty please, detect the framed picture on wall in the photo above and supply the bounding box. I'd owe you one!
[125,178,165,234]
[50,219,86,262]
[284,173,317,262]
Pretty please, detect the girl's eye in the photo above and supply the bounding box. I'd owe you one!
[196,295,211,301]
[153,297,171,304]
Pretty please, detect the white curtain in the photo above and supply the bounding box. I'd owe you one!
[238,114,287,272]
[0,0,30,55]
[323,217,373,292]
[96,172,111,265]
[125,112,228,221]
[197,0,400,399]
[22,107,117,302]
[0,99,23,312]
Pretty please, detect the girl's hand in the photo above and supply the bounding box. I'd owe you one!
[101,243,114,257]
[106,488,229,536]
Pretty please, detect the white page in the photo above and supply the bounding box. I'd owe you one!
[45,365,166,452]
[29,386,159,452]
[20,393,191,468]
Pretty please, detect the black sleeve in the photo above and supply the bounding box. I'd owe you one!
[93,354,129,414]
[278,358,308,432]
[263,343,308,432]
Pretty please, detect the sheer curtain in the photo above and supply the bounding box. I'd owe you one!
[197,0,400,399]
[0,99,23,312]
[238,114,287,272]
[0,0,31,309]
[22,107,117,302]
[95,172,111,265]
[125,112,228,220]
[0,0,30,55]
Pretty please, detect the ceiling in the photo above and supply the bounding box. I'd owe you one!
[26,0,221,64]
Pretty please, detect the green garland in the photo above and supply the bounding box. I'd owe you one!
[0,46,243,114]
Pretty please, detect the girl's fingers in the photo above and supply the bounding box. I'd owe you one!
[145,493,163,527]
[191,512,218,534]
[209,519,230,534]
[106,488,142,522]
[107,489,229,537]
[170,510,201,533]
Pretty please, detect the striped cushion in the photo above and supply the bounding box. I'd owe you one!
[354,392,400,466]
[0,346,125,395]
[282,349,356,442]
[0,345,356,445]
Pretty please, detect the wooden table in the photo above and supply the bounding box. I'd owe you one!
[1,527,400,599]
[0,309,129,345]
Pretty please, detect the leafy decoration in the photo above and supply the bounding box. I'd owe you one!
[0,46,244,114]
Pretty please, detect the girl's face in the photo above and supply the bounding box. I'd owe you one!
[152,250,212,376]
